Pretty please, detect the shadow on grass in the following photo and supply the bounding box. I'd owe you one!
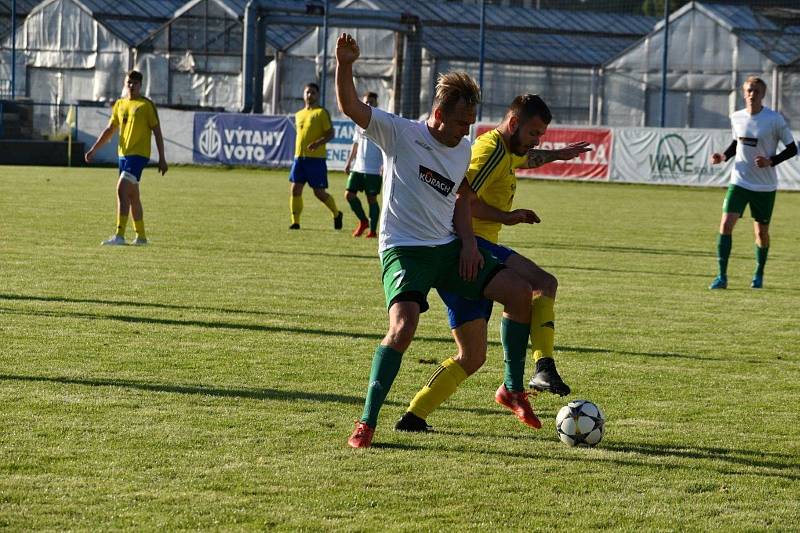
[0,305,453,346]
[0,373,371,406]
[0,293,299,318]
[397,434,799,481]
[506,241,716,258]
[547,263,710,279]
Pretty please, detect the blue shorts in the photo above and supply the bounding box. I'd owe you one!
[289,157,328,189]
[118,155,149,183]
[437,237,517,328]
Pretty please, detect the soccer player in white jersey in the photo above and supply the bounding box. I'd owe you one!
[336,33,538,448]
[343,91,383,238]
[709,76,797,289]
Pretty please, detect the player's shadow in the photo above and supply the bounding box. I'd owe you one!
[0,373,368,406]
[0,292,298,318]
[0,305,454,346]
[508,241,715,258]
[407,436,799,481]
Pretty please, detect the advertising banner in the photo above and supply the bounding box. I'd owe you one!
[326,119,358,171]
[611,128,729,186]
[612,127,800,190]
[193,113,294,167]
[519,127,612,180]
[474,124,612,180]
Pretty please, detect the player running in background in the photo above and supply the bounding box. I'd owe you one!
[709,76,797,289]
[288,83,343,230]
[85,70,167,246]
[343,91,383,238]
[336,33,538,448]
[395,95,591,432]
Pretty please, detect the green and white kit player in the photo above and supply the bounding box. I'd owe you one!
[336,32,538,449]
[709,76,797,289]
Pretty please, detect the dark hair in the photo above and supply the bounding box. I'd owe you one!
[305,82,320,92]
[432,72,481,115]
[365,91,378,99]
[507,94,552,124]
[127,70,143,83]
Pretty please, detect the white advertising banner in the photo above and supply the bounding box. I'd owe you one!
[612,127,800,190]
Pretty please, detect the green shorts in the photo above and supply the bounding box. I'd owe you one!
[722,184,776,224]
[380,240,504,313]
[346,171,382,197]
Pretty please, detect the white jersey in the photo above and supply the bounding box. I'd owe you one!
[364,107,471,253]
[351,126,383,175]
[729,106,795,192]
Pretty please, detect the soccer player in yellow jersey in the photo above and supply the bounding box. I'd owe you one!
[288,82,342,230]
[85,70,167,245]
[396,94,591,432]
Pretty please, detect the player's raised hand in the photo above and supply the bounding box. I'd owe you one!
[710,152,724,165]
[554,141,592,161]
[504,208,540,225]
[336,33,360,65]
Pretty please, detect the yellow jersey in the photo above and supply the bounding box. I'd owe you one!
[294,106,332,158]
[467,129,528,244]
[110,97,159,158]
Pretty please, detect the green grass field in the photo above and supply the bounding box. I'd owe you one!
[1,165,798,530]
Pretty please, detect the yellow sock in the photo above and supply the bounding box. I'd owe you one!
[116,214,128,238]
[531,295,555,362]
[322,194,339,216]
[290,195,303,224]
[133,219,146,239]
[408,357,468,419]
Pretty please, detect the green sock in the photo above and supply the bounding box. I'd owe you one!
[717,234,732,277]
[369,202,380,232]
[347,196,367,222]
[360,345,403,427]
[501,317,529,392]
[754,245,769,278]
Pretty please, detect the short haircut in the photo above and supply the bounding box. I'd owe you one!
[365,91,378,100]
[127,70,143,83]
[743,76,767,93]
[506,94,552,125]
[432,72,481,115]
[305,82,320,92]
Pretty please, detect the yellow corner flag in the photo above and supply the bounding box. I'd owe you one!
[66,105,76,167]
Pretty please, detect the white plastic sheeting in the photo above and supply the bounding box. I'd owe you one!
[0,0,130,103]
[602,6,800,129]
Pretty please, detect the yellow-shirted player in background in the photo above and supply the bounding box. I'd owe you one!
[85,70,167,245]
[396,94,591,432]
[288,82,342,230]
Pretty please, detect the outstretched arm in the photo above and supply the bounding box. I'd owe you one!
[470,195,540,226]
[523,141,592,168]
[335,33,371,129]
[84,123,117,163]
[152,124,168,175]
[344,142,358,174]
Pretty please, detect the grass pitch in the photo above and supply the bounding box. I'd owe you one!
[1,165,798,530]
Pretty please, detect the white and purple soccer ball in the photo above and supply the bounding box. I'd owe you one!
[555,399,605,447]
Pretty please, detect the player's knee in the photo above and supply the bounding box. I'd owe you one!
[454,350,486,375]
[345,190,356,201]
[384,327,414,352]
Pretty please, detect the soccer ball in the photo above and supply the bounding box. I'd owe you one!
[555,400,605,447]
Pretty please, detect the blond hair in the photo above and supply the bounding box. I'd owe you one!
[433,72,481,114]
[743,76,766,93]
